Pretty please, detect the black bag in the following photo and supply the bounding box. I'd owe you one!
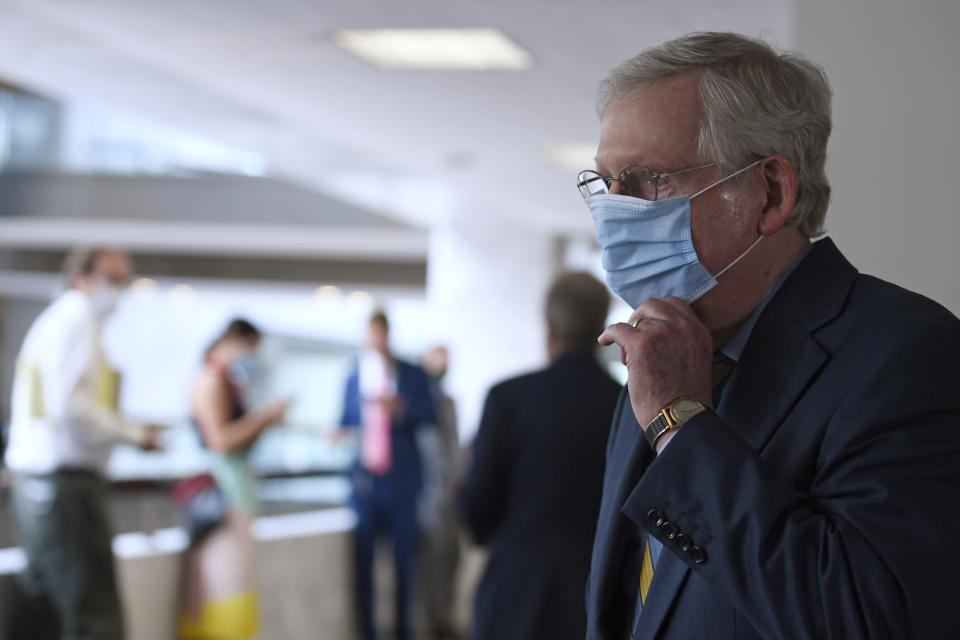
[172,473,226,543]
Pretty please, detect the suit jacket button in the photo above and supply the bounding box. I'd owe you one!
[647,508,666,527]
[661,521,679,539]
[675,533,692,552]
[690,545,707,564]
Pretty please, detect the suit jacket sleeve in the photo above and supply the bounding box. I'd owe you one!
[399,364,437,427]
[628,315,960,639]
[458,384,512,545]
[586,387,631,611]
[340,369,360,429]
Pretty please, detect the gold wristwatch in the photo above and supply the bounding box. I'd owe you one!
[644,397,707,450]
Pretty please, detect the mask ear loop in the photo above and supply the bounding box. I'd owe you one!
[689,158,765,279]
[715,235,764,279]
[690,159,762,200]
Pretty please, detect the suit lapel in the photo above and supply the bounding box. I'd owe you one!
[592,399,654,626]
[626,239,857,638]
[718,316,827,451]
[590,239,858,638]
[719,238,856,452]
[631,549,690,639]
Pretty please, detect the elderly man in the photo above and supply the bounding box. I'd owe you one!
[5,248,160,640]
[580,33,960,639]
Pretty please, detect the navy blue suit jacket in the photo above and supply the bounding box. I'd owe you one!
[341,358,437,497]
[585,238,960,639]
[460,351,622,640]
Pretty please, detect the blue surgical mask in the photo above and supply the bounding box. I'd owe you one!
[230,353,263,387]
[587,160,762,309]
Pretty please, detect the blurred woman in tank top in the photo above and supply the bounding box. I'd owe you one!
[180,319,288,640]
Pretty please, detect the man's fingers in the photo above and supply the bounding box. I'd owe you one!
[596,325,630,365]
[600,315,668,347]
[631,298,682,325]
[661,296,697,319]
[597,322,635,347]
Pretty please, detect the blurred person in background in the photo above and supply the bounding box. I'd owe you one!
[4,247,162,640]
[417,345,463,640]
[179,318,288,640]
[458,272,621,640]
[340,310,437,640]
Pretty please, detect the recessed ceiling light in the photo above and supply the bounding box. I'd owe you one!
[314,285,342,302]
[334,28,532,70]
[131,278,158,300]
[132,277,157,291]
[541,144,598,171]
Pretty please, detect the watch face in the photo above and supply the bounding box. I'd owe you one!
[672,399,706,422]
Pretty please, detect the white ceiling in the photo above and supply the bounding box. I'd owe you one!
[0,0,794,237]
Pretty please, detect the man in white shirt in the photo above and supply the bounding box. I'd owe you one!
[4,247,159,640]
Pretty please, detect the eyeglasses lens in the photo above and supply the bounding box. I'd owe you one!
[577,171,608,199]
[620,165,659,200]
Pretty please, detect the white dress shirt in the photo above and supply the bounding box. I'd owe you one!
[5,290,148,474]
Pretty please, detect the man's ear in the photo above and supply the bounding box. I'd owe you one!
[757,154,798,236]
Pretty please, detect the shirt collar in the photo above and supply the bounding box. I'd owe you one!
[719,242,812,362]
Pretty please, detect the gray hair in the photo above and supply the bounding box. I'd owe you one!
[598,32,832,237]
[546,271,610,352]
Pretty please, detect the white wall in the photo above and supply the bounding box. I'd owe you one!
[795,0,960,316]
[427,218,558,442]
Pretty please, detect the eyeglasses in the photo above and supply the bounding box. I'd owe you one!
[577,161,716,201]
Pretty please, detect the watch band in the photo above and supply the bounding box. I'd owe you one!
[644,411,677,450]
[644,397,708,450]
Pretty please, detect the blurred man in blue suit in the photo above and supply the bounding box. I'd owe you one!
[459,272,622,640]
[579,32,960,639]
[341,310,436,640]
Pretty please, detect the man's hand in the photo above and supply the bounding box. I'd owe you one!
[328,429,354,446]
[378,395,405,419]
[139,424,166,451]
[598,297,713,431]
[260,398,290,426]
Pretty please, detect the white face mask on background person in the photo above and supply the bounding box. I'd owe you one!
[89,282,125,317]
[230,352,262,385]
[585,160,763,309]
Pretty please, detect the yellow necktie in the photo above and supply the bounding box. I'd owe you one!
[638,539,655,605]
[628,540,656,639]
[711,355,735,390]
[629,361,732,639]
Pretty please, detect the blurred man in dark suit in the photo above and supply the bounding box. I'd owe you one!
[459,272,622,640]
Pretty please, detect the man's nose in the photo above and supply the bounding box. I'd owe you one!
[608,178,624,196]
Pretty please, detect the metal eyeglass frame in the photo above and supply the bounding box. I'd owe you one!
[577,161,716,200]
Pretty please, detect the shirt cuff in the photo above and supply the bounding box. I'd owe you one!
[655,429,678,455]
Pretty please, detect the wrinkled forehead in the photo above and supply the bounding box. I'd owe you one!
[596,74,703,174]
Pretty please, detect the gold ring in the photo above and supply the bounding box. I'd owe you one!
[631,316,645,329]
